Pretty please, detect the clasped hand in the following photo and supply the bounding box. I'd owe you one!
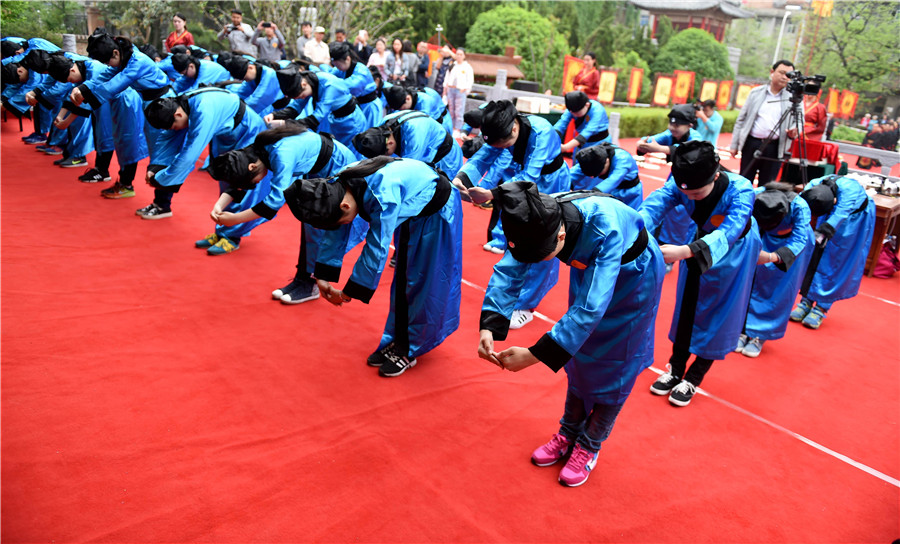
[316,279,349,307]
[477,330,539,372]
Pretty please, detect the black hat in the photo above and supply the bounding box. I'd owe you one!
[171,53,193,73]
[216,51,233,67]
[329,41,351,62]
[1,39,25,59]
[383,85,410,110]
[668,104,697,126]
[671,140,719,190]
[461,137,484,159]
[368,65,382,83]
[283,178,347,229]
[144,97,181,130]
[1,63,21,85]
[575,144,612,177]
[138,44,160,60]
[208,147,260,190]
[46,53,74,83]
[753,189,790,232]
[481,100,517,145]
[801,184,836,217]
[463,107,483,129]
[564,91,589,112]
[493,181,562,263]
[226,56,250,79]
[189,45,207,59]
[169,44,189,56]
[275,65,307,99]
[22,49,51,73]
[353,127,390,158]
[86,31,118,63]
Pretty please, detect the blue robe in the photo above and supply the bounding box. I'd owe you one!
[640,128,702,246]
[157,57,180,81]
[234,63,283,117]
[745,193,815,340]
[326,61,382,127]
[569,146,643,210]
[482,195,665,406]
[385,87,451,133]
[458,115,570,309]
[381,110,463,178]
[173,60,230,94]
[552,99,610,153]
[286,71,369,152]
[640,171,761,359]
[801,176,876,304]
[151,88,266,189]
[314,159,463,359]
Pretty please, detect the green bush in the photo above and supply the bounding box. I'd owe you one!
[651,28,734,98]
[606,106,738,139]
[830,124,865,144]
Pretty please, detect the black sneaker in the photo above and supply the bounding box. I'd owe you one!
[53,156,68,165]
[668,381,697,407]
[378,346,417,377]
[366,342,395,367]
[649,372,681,395]
[272,278,302,299]
[79,168,111,183]
[280,278,320,304]
[58,156,87,168]
[135,203,172,220]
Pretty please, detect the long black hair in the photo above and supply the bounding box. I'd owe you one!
[252,120,308,168]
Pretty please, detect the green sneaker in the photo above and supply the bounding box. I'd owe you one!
[789,299,812,322]
[195,233,220,249]
[100,182,135,199]
[207,236,239,255]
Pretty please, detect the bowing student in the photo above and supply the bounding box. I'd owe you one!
[570,143,643,210]
[382,84,453,134]
[326,41,383,128]
[553,90,611,155]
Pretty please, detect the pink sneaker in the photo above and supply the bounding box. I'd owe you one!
[531,433,572,467]
[558,444,599,487]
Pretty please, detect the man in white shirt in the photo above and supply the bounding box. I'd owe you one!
[217,9,256,57]
[303,26,331,66]
[730,59,802,184]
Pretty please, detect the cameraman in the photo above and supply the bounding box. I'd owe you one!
[217,9,256,57]
[730,60,803,185]
[695,99,723,147]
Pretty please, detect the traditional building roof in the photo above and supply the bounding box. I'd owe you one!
[465,51,525,81]
[629,0,755,19]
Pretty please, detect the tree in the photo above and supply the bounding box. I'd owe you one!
[0,0,79,45]
[725,18,777,80]
[466,5,569,93]
[651,28,734,96]
[800,1,900,94]
[612,50,652,104]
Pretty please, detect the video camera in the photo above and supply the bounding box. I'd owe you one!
[786,70,826,101]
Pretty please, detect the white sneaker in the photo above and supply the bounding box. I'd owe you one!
[509,309,534,330]
[482,243,505,254]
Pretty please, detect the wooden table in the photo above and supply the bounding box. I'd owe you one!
[865,194,900,276]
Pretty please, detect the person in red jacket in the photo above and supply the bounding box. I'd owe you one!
[572,52,599,101]
[165,13,194,53]
[803,93,827,141]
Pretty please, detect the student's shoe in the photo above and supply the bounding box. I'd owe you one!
[558,444,599,487]
[509,309,534,330]
[136,203,172,220]
[482,242,505,254]
[35,144,54,152]
[735,333,748,353]
[23,133,47,144]
[790,299,812,322]
[280,278,320,304]
[42,146,64,155]
[80,168,111,183]
[207,236,239,255]
[57,156,87,168]
[668,381,697,407]
[53,156,68,165]
[665,262,674,274]
[531,433,573,467]
[801,306,827,329]
[100,182,134,199]
[649,371,680,395]
[378,346,417,377]
[741,337,764,358]
[195,233,220,249]
[366,342,395,367]
[21,132,38,141]
[474,201,493,210]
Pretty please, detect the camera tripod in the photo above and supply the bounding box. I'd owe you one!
[739,92,810,188]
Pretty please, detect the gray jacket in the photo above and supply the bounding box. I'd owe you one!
[731,84,804,158]
[385,52,417,84]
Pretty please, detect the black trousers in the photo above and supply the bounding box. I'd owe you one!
[669,347,714,387]
[740,136,782,185]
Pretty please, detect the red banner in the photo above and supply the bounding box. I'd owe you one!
[734,83,756,109]
[672,70,695,104]
[597,70,618,104]
[825,88,841,115]
[699,79,718,102]
[716,80,733,109]
[562,55,585,95]
[652,74,674,107]
[627,67,644,105]
[839,90,859,119]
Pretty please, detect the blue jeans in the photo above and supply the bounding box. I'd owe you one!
[558,385,624,454]
[447,87,466,131]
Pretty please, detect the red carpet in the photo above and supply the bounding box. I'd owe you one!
[2,118,898,542]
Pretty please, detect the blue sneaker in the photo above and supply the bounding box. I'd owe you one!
[735,334,748,353]
[741,337,764,358]
[802,306,827,329]
[207,235,238,255]
[790,299,812,322]
[23,133,47,144]
[194,233,219,249]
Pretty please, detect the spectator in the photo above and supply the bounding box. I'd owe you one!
[366,38,387,79]
[572,52,599,100]
[303,26,330,65]
[730,59,802,185]
[430,46,454,95]
[217,9,256,57]
[252,21,286,63]
[696,99,723,147]
[415,42,430,87]
[296,22,312,57]
[354,30,373,65]
[165,13,194,52]
[802,93,827,141]
[333,28,347,44]
[860,112,871,129]
[443,48,473,135]
[385,38,414,83]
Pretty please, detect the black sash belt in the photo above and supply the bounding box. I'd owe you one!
[438,106,449,124]
[586,129,610,143]
[540,154,565,175]
[417,173,452,218]
[357,90,378,104]
[432,132,454,165]
[139,85,171,101]
[851,198,869,215]
[309,134,334,176]
[617,175,640,190]
[233,100,246,127]
[700,217,752,240]
[621,228,649,265]
[332,97,357,118]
